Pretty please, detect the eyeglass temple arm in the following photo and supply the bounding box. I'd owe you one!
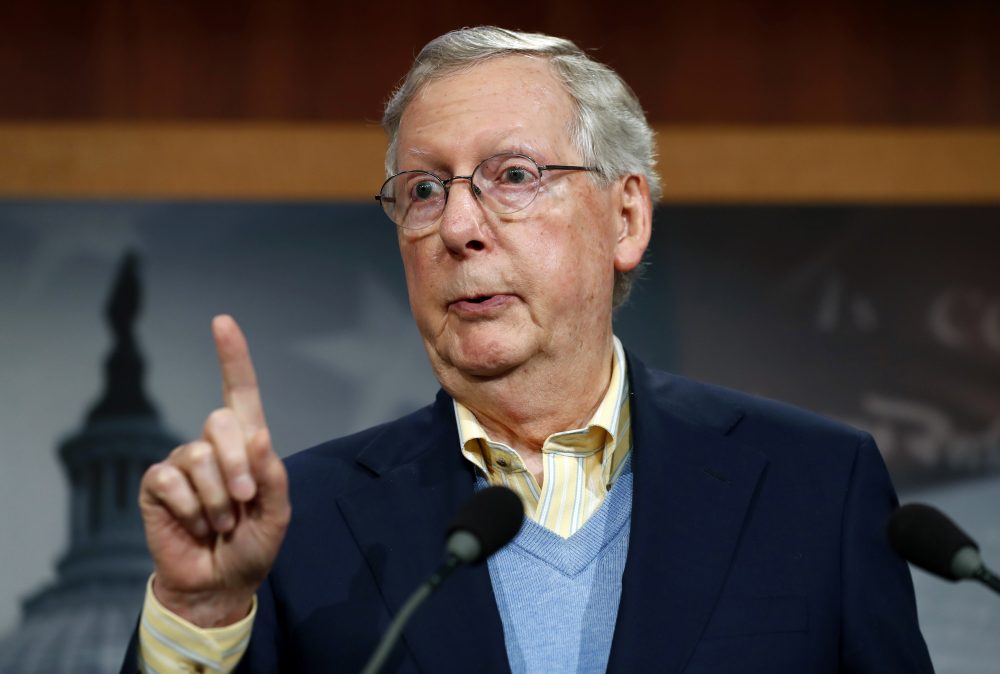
[538,164,598,172]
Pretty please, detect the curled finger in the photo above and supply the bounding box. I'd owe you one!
[182,440,238,534]
[142,462,211,539]
[204,407,256,502]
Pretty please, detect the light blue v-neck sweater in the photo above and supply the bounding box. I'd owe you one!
[484,455,633,674]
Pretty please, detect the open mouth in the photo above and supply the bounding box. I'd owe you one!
[466,295,494,304]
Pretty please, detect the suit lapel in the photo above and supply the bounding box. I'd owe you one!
[607,359,768,673]
[337,392,512,673]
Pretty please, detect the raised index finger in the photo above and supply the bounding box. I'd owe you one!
[212,314,267,438]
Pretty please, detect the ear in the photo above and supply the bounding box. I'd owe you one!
[612,174,652,273]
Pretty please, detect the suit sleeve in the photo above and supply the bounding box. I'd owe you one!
[839,433,934,673]
[233,574,286,672]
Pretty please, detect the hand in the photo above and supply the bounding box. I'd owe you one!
[139,315,291,627]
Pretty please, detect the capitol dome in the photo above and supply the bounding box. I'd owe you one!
[0,254,179,673]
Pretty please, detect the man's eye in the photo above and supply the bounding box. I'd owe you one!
[502,167,530,184]
[411,180,440,201]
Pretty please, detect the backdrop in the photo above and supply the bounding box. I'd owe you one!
[0,200,997,671]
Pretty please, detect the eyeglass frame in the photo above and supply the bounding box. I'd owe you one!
[374,152,599,229]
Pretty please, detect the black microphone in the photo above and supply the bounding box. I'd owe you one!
[445,485,525,564]
[887,503,1000,595]
[360,486,524,674]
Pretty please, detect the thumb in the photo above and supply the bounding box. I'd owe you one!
[247,428,290,524]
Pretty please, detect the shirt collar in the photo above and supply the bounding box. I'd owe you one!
[454,336,630,472]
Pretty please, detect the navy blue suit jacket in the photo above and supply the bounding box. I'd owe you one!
[124,354,933,672]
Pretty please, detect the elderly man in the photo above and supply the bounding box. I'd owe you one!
[122,27,932,673]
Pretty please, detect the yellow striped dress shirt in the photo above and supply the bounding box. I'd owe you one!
[137,336,631,670]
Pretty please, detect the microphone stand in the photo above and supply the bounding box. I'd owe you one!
[359,555,462,674]
[358,486,523,673]
[972,565,1000,595]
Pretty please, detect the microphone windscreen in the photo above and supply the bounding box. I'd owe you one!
[887,503,979,581]
[446,486,524,564]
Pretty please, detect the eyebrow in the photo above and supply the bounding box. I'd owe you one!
[399,141,549,175]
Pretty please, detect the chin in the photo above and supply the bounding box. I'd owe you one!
[441,334,532,379]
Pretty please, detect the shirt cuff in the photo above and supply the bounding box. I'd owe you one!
[138,574,256,673]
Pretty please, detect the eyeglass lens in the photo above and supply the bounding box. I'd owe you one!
[380,153,544,229]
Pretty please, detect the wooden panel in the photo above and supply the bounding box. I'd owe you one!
[0,1,997,124]
[657,128,1000,202]
[0,123,387,199]
[2,124,998,202]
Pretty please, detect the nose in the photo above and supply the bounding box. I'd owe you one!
[438,177,488,255]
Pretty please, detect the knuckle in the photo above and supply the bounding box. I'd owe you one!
[141,466,200,517]
[186,441,215,466]
[204,407,235,435]
[145,463,176,492]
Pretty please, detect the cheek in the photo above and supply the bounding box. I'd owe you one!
[399,244,438,315]
[514,230,609,310]
[544,205,617,287]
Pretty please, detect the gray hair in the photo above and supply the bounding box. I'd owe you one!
[382,26,660,309]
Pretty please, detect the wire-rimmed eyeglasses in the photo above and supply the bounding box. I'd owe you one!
[375,152,598,230]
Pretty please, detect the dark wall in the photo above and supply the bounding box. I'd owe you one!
[2,0,997,123]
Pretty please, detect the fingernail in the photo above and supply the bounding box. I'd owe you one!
[231,474,256,501]
[193,518,210,538]
[216,512,235,532]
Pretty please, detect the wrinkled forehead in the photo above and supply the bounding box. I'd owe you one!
[394,56,578,168]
